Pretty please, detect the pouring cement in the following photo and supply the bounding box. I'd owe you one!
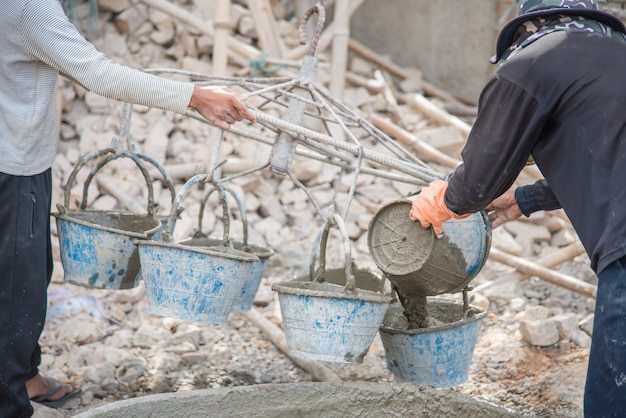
[73,382,521,417]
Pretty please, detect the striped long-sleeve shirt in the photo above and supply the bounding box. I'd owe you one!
[1,0,195,176]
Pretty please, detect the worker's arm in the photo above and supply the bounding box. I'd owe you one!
[445,75,550,214]
[22,0,254,129]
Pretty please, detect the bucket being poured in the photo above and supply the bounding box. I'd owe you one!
[379,299,486,387]
[368,199,491,297]
[272,214,393,364]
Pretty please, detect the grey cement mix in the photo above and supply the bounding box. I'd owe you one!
[73,382,522,417]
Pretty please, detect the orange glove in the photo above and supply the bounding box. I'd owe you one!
[409,180,470,237]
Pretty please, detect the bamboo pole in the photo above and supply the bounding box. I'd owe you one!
[406,93,472,137]
[213,0,231,76]
[369,113,460,169]
[329,0,350,101]
[240,309,342,382]
[488,247,596,298]
[248,0,285,58]
[473,241,587,293]
[347,38,409,81]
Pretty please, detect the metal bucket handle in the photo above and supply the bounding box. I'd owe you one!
[196,185,250,249]
[161,173,234,248]
[57,102,175,218]
[76,152,176,213]
[312,212,356,292]
[58,147,158,218]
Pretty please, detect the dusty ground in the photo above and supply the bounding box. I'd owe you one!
[33,237,594,418]
[31,3,598,417]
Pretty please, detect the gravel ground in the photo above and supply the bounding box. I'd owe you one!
[32,239,594,418]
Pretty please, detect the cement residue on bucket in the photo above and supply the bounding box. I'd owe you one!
[380,299,487,387]
[368,199,491,297]
[381,299,485,334]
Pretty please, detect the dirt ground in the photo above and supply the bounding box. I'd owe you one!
[35,238,594,418]
[33,3,598,416]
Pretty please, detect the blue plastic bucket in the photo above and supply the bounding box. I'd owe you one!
[379,299,486,387]
[232,247,271,312]
[137,241,258,324]
[53,138,177,290]
[54,211,162,289]
[177,237,274,313]
[272,213,393,364]
[274,279,391,364]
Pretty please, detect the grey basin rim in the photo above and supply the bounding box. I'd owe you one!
[178,236,274,259]
[52,210,162,239]
[72,382,520,418]
[272,280,393,304]
[136,240,259,263]
[380,298,487,335]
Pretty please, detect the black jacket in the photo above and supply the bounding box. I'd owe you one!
[445,31,626,273]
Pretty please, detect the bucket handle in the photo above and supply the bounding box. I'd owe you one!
[195,185,250,250]
[161,172,234,248]
[75,151,176,213]
[58,147,159,218]
[312,212,356,292]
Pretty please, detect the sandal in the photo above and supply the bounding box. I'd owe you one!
[30,378,81,408]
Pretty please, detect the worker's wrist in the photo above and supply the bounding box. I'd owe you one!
[514,185,538,217]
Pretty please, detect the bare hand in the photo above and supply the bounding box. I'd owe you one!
[188,85,257,130]
[485,187,522,229]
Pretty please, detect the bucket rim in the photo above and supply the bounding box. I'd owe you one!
[367,199,435,276]
[52,210,162,239]
[136,239,260,263]
[272,280,393,304]
[379,298,487,335]
[177,236,274,259]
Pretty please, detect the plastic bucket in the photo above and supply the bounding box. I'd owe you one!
[138,241,257,323]
[52,138,176,290]
[272,214,393,364]
[55,211,161,289]
[379,299,486,387]
[137,173,259,323]
[178,237,273,312]
[368,199,491,296]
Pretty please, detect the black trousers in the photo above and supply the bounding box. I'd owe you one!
[0,170,52,418]
[585,255,626,417]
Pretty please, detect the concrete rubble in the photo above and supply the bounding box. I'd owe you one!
[33,1,607,417]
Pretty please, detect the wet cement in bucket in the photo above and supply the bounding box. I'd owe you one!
[73,382,521,417]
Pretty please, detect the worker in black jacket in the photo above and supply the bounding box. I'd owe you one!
[409,1,626,416]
